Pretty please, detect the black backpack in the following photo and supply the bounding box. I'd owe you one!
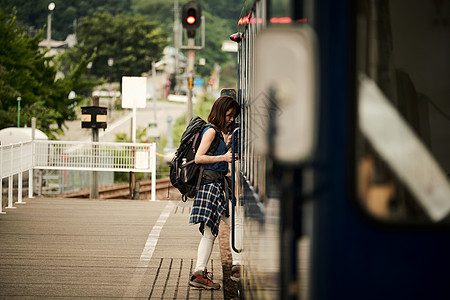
[169,116,220,201]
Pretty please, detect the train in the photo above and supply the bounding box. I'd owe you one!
[228,0,450,299]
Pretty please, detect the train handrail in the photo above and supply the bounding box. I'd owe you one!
[231,126,242,253]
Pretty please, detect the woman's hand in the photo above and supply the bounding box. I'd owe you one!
[225,134,232,147]
[223,150,239,163]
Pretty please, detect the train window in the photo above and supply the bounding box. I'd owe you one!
[356,1,450,224]
[268,0,291,21]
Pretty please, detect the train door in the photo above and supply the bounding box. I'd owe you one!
[311,0,450,299]
[235,2,319,298]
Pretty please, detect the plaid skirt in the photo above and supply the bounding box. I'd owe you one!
[189,182,227,236]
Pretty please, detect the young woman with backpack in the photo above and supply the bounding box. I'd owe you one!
[188,95,241,290]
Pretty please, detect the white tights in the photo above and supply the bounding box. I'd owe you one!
[194,213,241,272]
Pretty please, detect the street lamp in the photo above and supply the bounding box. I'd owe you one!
[107,58,114,113]
[85,62,93,97]
[107,57,114,81]
[87,61,93,71]
[107,58,114,90]
[86,61,93,79]
[47,2,55,48]
[17,96,21,127]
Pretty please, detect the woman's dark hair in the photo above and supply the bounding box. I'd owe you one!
[208,96,240,133]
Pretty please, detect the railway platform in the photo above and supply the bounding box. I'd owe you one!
[0,197,224,299]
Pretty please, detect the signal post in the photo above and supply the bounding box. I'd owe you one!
[181,0,203,125]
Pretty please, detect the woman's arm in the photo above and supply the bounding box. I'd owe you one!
[195,128,234,164]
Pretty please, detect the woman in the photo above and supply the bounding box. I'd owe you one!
[189,95,241,290]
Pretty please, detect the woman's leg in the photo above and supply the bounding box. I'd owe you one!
[190,225,221,289]
[194,225,216,272]
[222,209,241,266]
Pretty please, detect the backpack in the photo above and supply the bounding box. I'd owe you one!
[169,116,220,201]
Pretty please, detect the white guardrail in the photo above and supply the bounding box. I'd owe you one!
[1,140,157,214]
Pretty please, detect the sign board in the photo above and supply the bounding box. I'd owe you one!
[122,76,147,108]
[194,78,204,87]
[222,40,238,52]
[81,106,107,129]
[135,151,150,169]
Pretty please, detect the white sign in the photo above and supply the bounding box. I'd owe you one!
[122,76,147,108]
[135,151,150,169]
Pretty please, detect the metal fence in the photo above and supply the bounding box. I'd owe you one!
[0,141,33,212]
[34,141,155,172]
[1,141,33,179]
[1,140,157,213]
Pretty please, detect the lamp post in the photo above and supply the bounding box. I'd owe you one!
[107,58,114,115]
[107,58,114,82]
[17,96,21,127]
[86,62,93,97]
[86,61,93,79]
[47,2,55,49]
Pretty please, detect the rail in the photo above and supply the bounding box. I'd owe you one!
[0,141,33,213]
[60,178,179,200]
[1,140,157,213]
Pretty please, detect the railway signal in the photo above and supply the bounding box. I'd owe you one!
[182,0,201,38]
[180,0,203,126]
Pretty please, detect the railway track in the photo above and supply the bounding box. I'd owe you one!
[60,177,182,200]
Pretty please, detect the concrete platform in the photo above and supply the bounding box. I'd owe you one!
[0,198,223,299]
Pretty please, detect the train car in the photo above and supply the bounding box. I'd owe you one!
[229,0,450,299]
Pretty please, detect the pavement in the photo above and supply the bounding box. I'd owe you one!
[0,197,224,299]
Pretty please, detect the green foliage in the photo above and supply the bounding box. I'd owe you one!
[197,0,243,24]
[130,0,243,33]
[113,126,149,143]
[112,126,164,182]
[130,0,237,83]
[130,0,174,32]
[194,93,215,119]
[60,12,168,83]
[219,60,238,89]
[0,8,92,138]
[193,10,232,78]
[0,0,133,40]
[170,93,215,149]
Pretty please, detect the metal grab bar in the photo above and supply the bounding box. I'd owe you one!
[231,126,242,253]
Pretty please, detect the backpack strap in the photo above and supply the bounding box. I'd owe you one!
[196,165,205,195]
[204,123,221,155]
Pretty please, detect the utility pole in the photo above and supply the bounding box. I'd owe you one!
[90,96,100,199]
[174,0,180,94]
[47,2,55,48]
[186,39,195,124]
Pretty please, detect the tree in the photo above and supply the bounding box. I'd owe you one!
[0,8,91,138]
[60,12,168,83]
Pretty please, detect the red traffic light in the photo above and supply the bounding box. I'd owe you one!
[187,15,196,25]
[182,1,201,38]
